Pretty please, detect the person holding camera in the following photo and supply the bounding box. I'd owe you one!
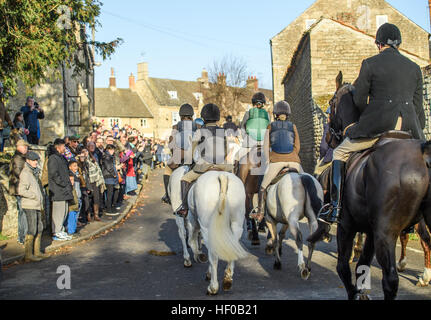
[20,96,44,145]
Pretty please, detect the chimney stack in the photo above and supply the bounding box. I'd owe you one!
[217,72,226,85]
[129,73,136,91]
[109,67,116,89]
[246,76,258,92]
[137,62,149,81]
[197,68,209,89]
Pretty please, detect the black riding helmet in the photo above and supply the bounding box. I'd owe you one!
[273,101,291,116]
[179,103,194,117]
[252,92,266,106]
[201,103,220,122]
[375,23,402,48]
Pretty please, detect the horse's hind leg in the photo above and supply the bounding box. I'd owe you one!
[397,231,409,272]
[206,250,219,295]
[223,261,235,291]
[336,223,358,300]
[265,218,277,255]
[354,232,374,300]
[374,234,399,300]
[278,224,288,257]
[176,216,191,267]
[288,220,306,279]
[416,220,431,286]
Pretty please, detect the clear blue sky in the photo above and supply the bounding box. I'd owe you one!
[94,0,430,90]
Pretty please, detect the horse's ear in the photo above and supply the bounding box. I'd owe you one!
[336,71,343,91]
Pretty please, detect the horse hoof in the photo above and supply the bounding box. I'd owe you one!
[300,268,311,280]
[205,272,211,281]
[354,293,371,300]
[274,261,281,270]
[184,260,192,268]
[396,260,407,272]
[265,246,274,256]
[416,277,429,287]
[222,279,233,291]
[323,234,332,243]
[197,253,208,264]
[206,287,218,296]
[252,239,260,246]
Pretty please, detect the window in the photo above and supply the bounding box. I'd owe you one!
[376,15,388,29]
[305,19,317,30]
[172,111,180,126]
[109,118,121,128]
[140,119,147,128]
[193,92,203,101]
[168,91,178,99]
[67,97,81,126]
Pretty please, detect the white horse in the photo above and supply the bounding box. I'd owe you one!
[168,166,207,267]
[187,171,248,295]
[265,172,324,280]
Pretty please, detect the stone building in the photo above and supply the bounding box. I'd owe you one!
[271,0,430,103]
[95,69,154,137]
[281,18,429,173]
[98,62,273,141]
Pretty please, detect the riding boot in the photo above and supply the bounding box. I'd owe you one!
[175,180,192,217]
[161,175,171,204]
[319,160,346,223]
[307,160,346,243]
[24,235,42,262]
[34,233,49,259]
[93,204,101,221]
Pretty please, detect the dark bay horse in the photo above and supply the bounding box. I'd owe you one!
[316,71,431,300]
[236,146,266,246]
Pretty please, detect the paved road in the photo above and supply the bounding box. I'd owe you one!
[1,169,430,300]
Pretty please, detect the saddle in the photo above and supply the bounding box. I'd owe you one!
[269,167,299,186]
[345,130,412,177]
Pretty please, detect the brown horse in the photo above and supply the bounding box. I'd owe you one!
[397,219,431,286]
[313,71,431,300]
[236,146,266,246]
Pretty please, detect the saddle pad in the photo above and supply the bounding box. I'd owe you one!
[269,167,299,186]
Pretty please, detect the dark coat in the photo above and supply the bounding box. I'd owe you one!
[48,150,73,201]
[347,47,425,140]
[20,106,44,134]
[9,151,27,196]
[102,151,116,180]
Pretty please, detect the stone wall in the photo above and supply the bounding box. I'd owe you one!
[0,146,47,238]
[283,36,316,173]
[422,65,431,141]
[310,19,429,98]
[271,0,430,103]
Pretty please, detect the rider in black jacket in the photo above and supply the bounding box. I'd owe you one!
[309,23,426,242]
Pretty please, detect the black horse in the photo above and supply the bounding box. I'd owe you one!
[316,72,431,300]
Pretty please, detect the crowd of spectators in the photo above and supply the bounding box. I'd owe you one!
[7,112,170,260]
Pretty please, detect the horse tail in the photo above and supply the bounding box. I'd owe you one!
[208,174,248,262]
[421,141,431,168]
[299,174,323,217]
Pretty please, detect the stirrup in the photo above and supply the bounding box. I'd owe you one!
[317,203,339,224]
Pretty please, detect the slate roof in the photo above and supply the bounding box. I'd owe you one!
[95,88,153,118]
[147,78,202,108]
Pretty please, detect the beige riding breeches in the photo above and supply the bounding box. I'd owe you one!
[261,162,304,189]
